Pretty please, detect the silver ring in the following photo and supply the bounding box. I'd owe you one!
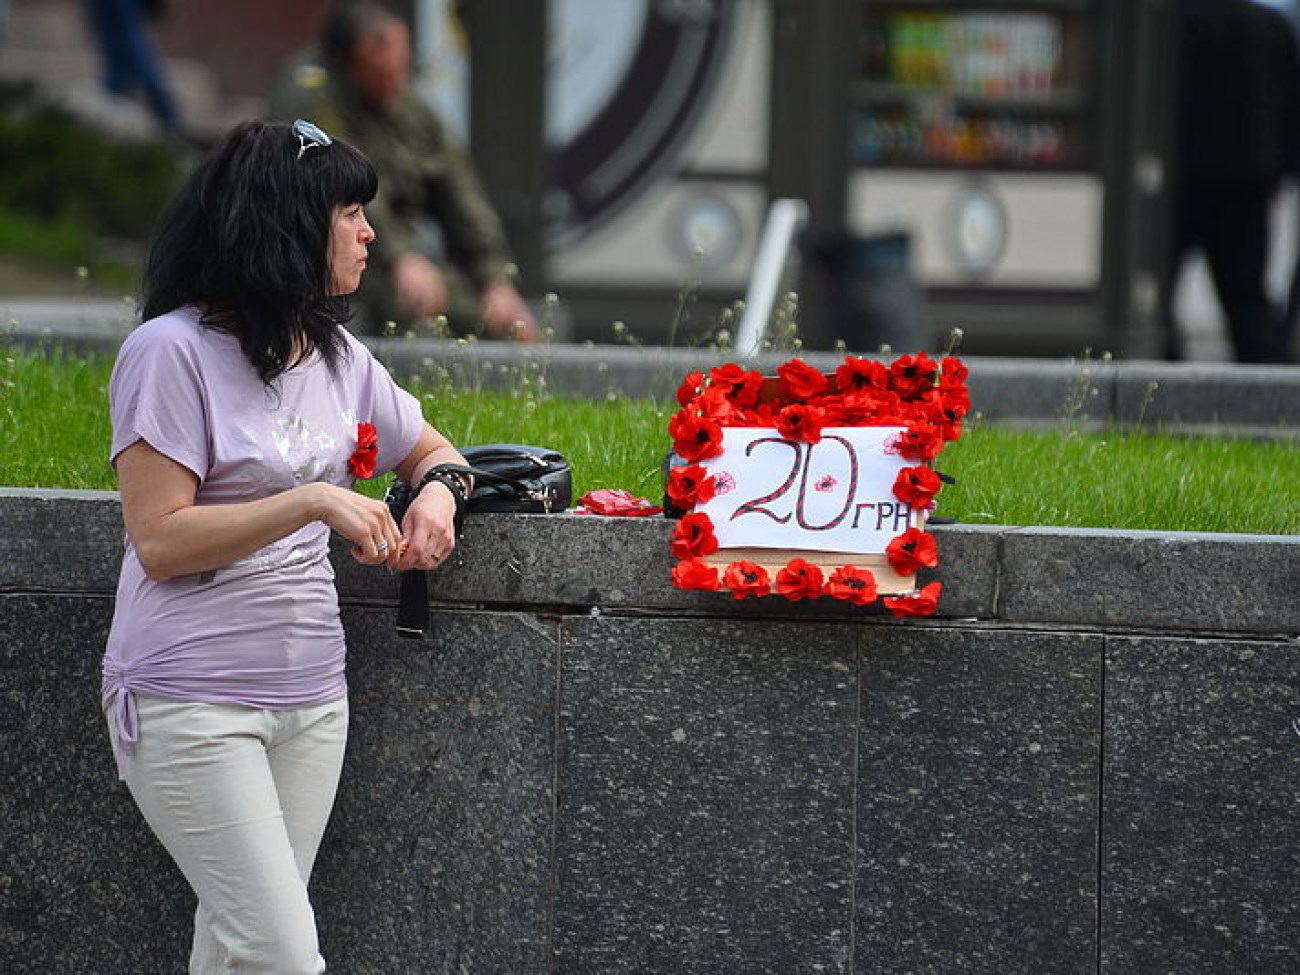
[376,540,389,553]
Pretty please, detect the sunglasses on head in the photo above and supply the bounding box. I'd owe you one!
[293,119,333,160]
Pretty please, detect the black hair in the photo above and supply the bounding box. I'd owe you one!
[141,119,379,385]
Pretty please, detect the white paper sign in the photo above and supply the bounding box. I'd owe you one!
[697,427,920,555]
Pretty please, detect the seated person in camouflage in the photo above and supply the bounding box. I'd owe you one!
[269,1,538,340]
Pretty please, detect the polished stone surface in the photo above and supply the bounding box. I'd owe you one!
[317,609,559,974]
[1103,634,1300,973]
[553,615,859,974]
[856,625,1101,973]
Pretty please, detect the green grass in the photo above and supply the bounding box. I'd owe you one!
[2,344,1297,535]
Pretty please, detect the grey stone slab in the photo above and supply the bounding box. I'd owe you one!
[0,594,192,974]
[928,523,1000,619]
[999,528,1300,635]
[0,490,123,593]
[316,608,558,974]
[554,616,858,974]
[1102,634,1300,974]
[856,626,1101,974]
[1113,362,1300,432]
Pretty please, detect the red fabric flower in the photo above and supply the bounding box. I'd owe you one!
[893,465,943,508]
[668,409,724,462]
[890,352,939,400]
[824,565,879,606]
[671,512,719,559]
[676,370,706,406]
[777,359,829,402]
[883,581,942,618]
[775,558,825,601]
[723,560,772,599]
[348,422,378,479]
[939,356,969,387]
[666,464,717,510]
[708,363,763,408]
[835,357,890,395]
[672,557,722,591]
[885,527,939,576]
[896,423,944,461]
[577,489,663,516]
[775,403,825,444]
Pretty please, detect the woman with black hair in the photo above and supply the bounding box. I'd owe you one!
[102,119,469,972]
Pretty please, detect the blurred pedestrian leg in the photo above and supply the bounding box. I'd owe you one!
[83,0,183,138]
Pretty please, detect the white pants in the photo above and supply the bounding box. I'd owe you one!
[109,695,349,974]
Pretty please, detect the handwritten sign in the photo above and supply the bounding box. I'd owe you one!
[696,427,923,555]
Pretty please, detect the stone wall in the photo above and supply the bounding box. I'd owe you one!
[2,489,1299,973]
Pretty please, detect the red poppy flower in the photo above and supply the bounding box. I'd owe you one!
[890,352,939,400]
[775,403,825,443]
[885,527,939,576]
[675,370,706,406]
[723,560,772,599]
[824,565,879,605]
[896,423,944,461]
[695,386,741,423]
[348,422,378,479]
[835,357,890,394]
[666,464,717,510]
[671,512,719,559]
[709,363,763,408]
[883,581,942,618]
[668,409,724,462]
[777,359,829,402]
[893,465,943,507]
[672,557,722,591]
[939,356,968,387]
[775,558,825,600]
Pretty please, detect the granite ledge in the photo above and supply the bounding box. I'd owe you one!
[2,490,1297,636]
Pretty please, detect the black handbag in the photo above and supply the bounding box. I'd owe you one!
[456,443,573,513]
[384,444,571,639]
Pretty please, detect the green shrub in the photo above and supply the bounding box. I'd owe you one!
[0,80,181,242]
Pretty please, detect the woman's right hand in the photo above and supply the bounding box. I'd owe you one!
[307,482,403,568]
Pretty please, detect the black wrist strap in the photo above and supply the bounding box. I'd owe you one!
[393,465,469,641]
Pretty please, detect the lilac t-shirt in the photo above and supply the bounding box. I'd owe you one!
[102,307,423,764]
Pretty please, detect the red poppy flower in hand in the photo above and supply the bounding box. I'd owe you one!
[776,403,825,444]
[668,409,724,462]
[883,581,942,618]
[824,565,879,606]
[886,526,939,576]
[672,557,722,591]
[723,560,771,599]
[777,359,829,401]
[893,465,942,508]
[348,422,378,479]
[666,464,717,510]
[775,558,825,601]
[671,512,719,559]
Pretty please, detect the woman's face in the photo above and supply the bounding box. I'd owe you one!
[327,203,375,295]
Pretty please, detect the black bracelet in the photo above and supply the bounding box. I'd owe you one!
[415,465,469,536]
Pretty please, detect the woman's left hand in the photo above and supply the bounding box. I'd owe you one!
[396,480,459,570]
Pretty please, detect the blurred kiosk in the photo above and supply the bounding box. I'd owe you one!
[431,0,1177,356]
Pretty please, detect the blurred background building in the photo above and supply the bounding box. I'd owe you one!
[1,0,1297,361]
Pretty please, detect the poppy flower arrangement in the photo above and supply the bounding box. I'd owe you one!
[667,353,967,618]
